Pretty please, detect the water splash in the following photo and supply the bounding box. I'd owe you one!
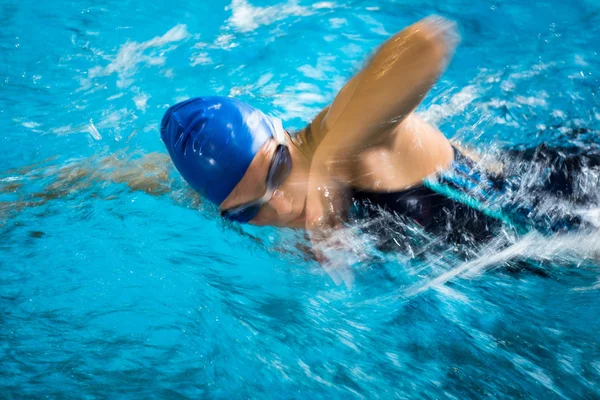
[405,230,600,298]
[87,24,190,89]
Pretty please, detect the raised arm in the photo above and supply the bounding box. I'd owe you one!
[304,17,459,284]
[317,16,458,158]
[306,17,458,222]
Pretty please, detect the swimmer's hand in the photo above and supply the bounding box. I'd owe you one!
[305,156,355,289]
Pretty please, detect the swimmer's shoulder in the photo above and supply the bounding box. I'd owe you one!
[292,106,330,159]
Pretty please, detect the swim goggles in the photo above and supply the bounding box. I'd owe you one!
[220,117,292,223]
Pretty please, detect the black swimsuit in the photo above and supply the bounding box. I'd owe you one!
[351,148,509,244]
[294,124,588,245]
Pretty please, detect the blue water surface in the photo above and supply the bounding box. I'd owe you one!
[1,0,600,398]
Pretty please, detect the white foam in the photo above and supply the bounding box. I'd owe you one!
[357,14,389,36]
[227,0,313,33]
[312,2,336,9]
[190,52,213,66]
[162,69,174,78]
[90,24,189,89]
[341,43,362,56]
[329,17,347,29]
[272,82,328,121]
[515,94,547,107]
[419,85,481,125]
[298,360,333,387]
[508,62,555,81]
[107,93,125,101]
[22,121,41,129]
[405,230,600,297]
[297,57,337,83]
[133,92,150,112]
[215,34,238,49]
[298,65,325,80]
[574,54,588,66]
[256,72,274,87]
[87,120,102,140]
[578,208,600,228]
[500,80,516,92]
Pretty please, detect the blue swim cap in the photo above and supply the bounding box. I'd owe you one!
[161,96,275,205]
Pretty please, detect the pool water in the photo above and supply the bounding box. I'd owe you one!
[2,0,600,398]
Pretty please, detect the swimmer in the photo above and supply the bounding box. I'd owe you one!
[5,16,597,283]
[161,16,510,251]
[159,14,600,270]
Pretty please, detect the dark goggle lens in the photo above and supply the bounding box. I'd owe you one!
[221,204,261,223]
[267,145,292,191]
[221,144,292,224]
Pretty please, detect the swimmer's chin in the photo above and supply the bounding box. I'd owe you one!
[250,216,304,228]
[287,214,306,228]
[287,200,307,228]
[271,208,306,228]
[250,202,306,228]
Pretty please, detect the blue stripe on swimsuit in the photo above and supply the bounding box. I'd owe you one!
[350,147,520,243]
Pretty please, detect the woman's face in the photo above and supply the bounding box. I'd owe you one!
[220,136,310,228]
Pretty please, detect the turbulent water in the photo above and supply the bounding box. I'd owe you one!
[2,0,600,398]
